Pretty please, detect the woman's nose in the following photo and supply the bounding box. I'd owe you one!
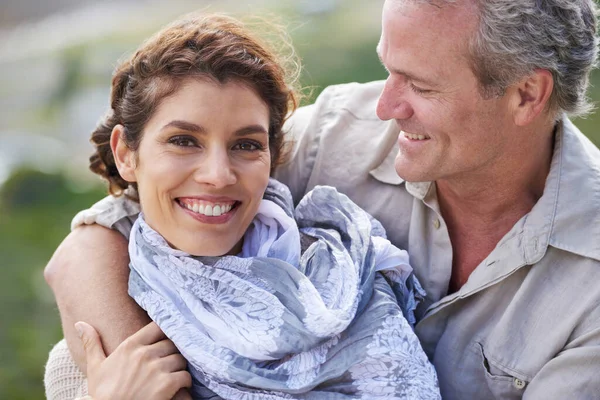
[194,148,237,188]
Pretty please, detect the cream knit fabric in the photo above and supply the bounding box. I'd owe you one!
[44,339,88,400]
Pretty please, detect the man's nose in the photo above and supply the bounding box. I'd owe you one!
[376,77,415,121]
[194,148,237,188]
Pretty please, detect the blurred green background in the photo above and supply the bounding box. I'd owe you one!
[0,0,598,398]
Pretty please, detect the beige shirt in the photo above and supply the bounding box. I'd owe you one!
[71,81,600,399]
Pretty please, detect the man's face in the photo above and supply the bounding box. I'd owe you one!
[377,0,515,184]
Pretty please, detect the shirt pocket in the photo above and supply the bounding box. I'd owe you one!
[475,342,528,399]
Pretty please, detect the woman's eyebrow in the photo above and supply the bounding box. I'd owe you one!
[161,120,267,136]
[234,125,268,137]
[161,120,204,133]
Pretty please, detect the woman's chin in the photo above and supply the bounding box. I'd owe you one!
[175,239,243,257]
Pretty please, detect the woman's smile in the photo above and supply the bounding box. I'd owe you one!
[176,197,240,224]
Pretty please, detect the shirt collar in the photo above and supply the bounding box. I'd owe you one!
[500,117,600,265]
[540,117,600,262]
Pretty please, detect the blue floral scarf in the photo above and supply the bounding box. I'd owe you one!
[128,179,440,399]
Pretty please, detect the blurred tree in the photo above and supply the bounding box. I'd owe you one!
[0,168,105,399]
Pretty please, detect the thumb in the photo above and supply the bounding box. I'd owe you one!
[75,321,106,369]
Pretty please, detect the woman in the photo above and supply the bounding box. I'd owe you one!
[44,12,440,399]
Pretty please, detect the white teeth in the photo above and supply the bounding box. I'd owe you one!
[403,131,429,141]
[181,200,234,216]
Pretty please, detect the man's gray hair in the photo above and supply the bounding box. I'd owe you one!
[470,0,598,118]
[408,0,599,118]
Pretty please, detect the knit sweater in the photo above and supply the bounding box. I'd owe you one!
[44,339,88,400]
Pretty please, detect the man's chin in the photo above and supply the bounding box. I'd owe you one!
[394,162,434,183]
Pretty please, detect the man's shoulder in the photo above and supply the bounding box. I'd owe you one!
[314,80,386,121]
[287,81,386,130]
[276,81,403,210]
[285,80,390,145]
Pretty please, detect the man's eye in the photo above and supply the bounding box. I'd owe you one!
[168,136,196,147]
[410,84,431,95]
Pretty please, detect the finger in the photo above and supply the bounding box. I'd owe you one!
[127,321,166,346]
[172,388,193,400]
[147,338,180,359]
[160,353,188,373]
[171,370,193,390]
[75,321,106,370]
[162,371,192,400]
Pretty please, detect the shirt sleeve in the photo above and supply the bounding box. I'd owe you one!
[44,339,88,400]
[71,194,140,239]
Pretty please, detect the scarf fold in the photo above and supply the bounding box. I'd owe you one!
[128,179,440,399]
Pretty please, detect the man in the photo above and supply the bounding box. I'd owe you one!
[45,0,600,398]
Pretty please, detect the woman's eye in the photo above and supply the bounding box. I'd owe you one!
[233,141,263,151]
[168,136,196,147]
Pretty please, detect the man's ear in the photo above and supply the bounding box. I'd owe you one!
[509,69,554,127]
[110,124,137,182]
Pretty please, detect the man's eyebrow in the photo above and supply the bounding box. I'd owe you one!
[376,48,437,86]
[161,120,268,136]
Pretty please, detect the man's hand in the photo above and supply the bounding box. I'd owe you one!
[79,321,192,400]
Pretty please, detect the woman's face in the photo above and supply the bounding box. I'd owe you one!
[114,78,271,256]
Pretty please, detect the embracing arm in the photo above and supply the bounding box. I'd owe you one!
[44,224,151,373]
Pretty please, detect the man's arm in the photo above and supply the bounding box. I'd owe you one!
[44,224,151,373]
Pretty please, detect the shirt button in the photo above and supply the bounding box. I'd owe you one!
[513,378,526,390]
[433,218,441,230]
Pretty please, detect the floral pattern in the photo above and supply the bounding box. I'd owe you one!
[349,315,440,399]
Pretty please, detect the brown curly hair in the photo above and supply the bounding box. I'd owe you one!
[89,13,299,199]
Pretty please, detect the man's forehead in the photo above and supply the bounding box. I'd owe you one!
[382,0,479,43]
[384,0,474,14]
[385,0,451,9]
[379,0,479,84]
